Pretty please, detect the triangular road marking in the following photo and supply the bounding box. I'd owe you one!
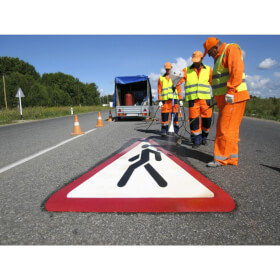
[45,138,235,212]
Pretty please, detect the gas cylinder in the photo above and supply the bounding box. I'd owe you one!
[125,92,134,106]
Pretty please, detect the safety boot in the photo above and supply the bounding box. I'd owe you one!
[207,161,222,167]
[202,139,208,146]
[161,125,168,136]
[174,125,180,134]
[192,143,200,149]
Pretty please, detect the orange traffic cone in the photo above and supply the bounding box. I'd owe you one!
[96,112,104,127]
[71,115,85,135]
[107,110,113,122]
[178,108,183,118]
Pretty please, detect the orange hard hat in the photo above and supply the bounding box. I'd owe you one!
[192,51,203,62]
[164,62,172,69]
[203,37,219,57]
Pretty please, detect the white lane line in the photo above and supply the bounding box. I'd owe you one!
[0,128,96,174]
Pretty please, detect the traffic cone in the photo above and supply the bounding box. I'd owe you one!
[178,108,183,118]
[107,110,113,122]
[71,115,85,135]
[96,112,104,127]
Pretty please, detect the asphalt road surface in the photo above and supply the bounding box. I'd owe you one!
[0,108,279,245]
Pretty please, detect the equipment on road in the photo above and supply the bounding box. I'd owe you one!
[145,105,160,131]
[107,110,113,122]
[71,115,85,135]
[96,112,104,127]
[167,70,184,136]
[114,75,153,121]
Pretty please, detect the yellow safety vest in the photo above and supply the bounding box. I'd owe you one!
[159,76,179,101]
[184,65,211,101]
[212,43,248,96]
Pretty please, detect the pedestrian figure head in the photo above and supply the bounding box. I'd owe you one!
[142,144,150,149]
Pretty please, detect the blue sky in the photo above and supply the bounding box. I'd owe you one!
[1,35,280,98]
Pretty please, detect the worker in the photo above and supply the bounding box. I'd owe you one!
[178,51,213,148]
[203,37,250,167]
[158,62,183,136]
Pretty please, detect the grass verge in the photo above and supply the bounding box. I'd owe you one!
[0,106,111,125]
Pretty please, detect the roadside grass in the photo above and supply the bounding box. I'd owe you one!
[0,106,111,125]
[210,97,280,122]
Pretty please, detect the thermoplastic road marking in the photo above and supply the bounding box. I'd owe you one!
[0,128,96,174]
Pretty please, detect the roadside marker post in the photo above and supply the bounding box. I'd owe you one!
[45,138,235,212]
[15,88,25,120]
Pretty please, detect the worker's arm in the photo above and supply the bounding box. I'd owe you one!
[177,83,183,100]
[225,44,244,95]
[158,77,162,101]
[209,67,213,86]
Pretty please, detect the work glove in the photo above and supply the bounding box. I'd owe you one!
[158,101,163,108]
[179,100,184,107]
[225,94,234,104]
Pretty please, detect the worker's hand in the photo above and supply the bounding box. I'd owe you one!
[225,94,234,104]
[179,100,184,107]
[158,101,163,108]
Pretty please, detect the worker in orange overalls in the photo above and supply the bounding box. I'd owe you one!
[203,37,250,167]
[178,51,213,148]
[158,62,183,136]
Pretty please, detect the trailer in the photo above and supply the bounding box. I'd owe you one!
[113,75,153,121]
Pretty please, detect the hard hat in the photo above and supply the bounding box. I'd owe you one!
[192,51,203,62]
[203,37,219,57]
[164,62,172,69]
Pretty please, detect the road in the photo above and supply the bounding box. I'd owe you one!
[0,109,279,245]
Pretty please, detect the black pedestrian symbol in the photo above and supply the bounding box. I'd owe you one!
[117,144,168,188]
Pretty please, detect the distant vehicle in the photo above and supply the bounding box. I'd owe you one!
[113,75,153,121]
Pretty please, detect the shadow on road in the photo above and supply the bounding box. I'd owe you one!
[260,164,280,173]
[140,135,213,164]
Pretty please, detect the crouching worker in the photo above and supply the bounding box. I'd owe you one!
[158,62,183,136]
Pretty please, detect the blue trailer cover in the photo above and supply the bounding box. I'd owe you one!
[115,75,149,84]
[113,75,150,107]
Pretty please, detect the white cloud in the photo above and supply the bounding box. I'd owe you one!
[258,58,278,69]
[273,72,280,78]
[242,50,246,58]
[246,74,280,97]
[246,75,270,90]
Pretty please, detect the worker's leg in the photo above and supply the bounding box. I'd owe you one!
[173,100,179,134]
[161,100,169,135]
[201,99,212,144]
[214,99,247,166]
[189,99,202,145]
[226,100,246,165]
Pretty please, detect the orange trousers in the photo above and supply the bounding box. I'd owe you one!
[189,99,212,136]
[214,96,247,166]
[161,99,179,125]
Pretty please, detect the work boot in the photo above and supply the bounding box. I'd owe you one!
[202,139,208,146]
[161,125,168,136]
[192,143,200,149]
[207,161,222,167]
[174,125,180,134]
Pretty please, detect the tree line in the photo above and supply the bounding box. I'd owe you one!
[0,56,105,108]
